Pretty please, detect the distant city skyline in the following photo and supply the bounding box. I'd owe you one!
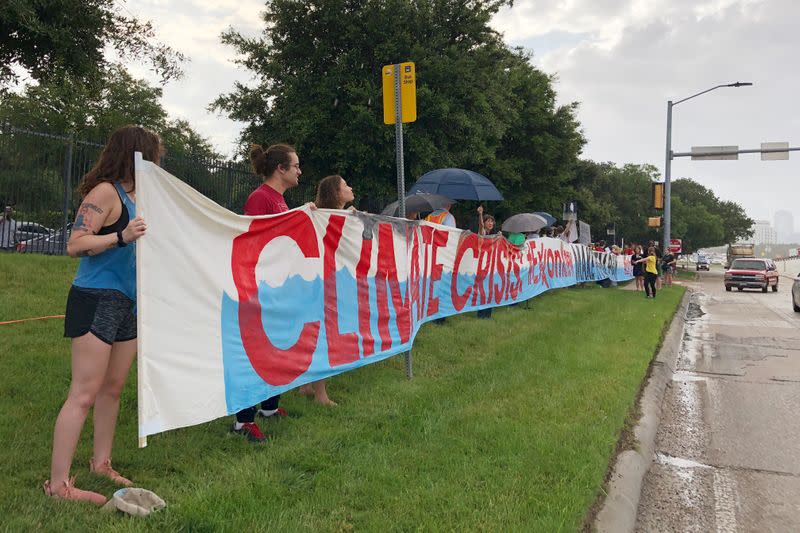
[774,210,795,243]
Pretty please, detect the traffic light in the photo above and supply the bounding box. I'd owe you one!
[652,182,664,210]
[647,216,662,228]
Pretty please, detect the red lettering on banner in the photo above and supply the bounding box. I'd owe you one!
[418,226,432,320]
[509,249,521,300]
[546,249,555,280]
[323,215,359,367]
[375,224,411,350]
[493,245,507,303]
[564,248,574,276]
[472,239,492,306]
[527,241,537,284]
[408,227,422,323]
[488,239,498,301]
[355,237,374,357]
[426,229,448,317]
[536,247,548,288]
[231,211,320,386]
[554,250,562,278]
[451,233,477,311]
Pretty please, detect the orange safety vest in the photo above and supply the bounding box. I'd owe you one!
[425,210,450,225]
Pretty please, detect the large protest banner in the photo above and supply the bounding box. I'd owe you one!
[135,156,632,444]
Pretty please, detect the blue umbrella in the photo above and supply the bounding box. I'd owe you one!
[408,168,504,201]
[533,212,557,226]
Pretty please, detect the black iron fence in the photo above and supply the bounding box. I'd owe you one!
[1,125,356,255]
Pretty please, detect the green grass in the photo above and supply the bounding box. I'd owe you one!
[0,255,684,531]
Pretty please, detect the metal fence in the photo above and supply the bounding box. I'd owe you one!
[0,125,344,255]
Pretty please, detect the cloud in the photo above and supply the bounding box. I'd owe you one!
[122,0,798,232]
[493,0,800,228]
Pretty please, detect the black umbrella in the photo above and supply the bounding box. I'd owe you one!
[381,193,456,217]
[408,168,503,201]
[533,212,557,226]
[501,213,549,233]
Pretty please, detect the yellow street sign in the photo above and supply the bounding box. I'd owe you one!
[382,62,417,124]
[647,216,662,228]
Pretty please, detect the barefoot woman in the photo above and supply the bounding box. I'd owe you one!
[298,174,356,406]
[45,125,159,504]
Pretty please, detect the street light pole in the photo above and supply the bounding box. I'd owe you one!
[663,82,752,250]
[664,101,673,251]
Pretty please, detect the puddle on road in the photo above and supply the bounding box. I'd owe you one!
[678,290,793,375]
[679,292,709,370]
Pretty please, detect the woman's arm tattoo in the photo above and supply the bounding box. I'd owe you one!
[74,203,103,233]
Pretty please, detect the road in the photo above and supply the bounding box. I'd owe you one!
[635,268,800,532]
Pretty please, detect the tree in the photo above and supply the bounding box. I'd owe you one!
[563,162,753,252]
[212,0,584,216]
[567,161,662,245]
[0,66,223,227]
[670,178,753,251]
[0,0,184,88]
[0,65,219,158]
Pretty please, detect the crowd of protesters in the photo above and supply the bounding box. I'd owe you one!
[44,126,679,505]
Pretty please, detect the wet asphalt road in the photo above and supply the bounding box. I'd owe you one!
[635,268,800,532]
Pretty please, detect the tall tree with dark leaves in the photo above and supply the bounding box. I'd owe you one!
[212,0,585,214]
[0,66,218,158]
[0,0,184,89]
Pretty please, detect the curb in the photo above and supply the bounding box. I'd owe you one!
[594,289,692,532]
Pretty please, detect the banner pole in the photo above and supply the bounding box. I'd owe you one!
[134,152,147,448]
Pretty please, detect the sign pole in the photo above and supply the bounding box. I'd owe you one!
[393,63,412,380]
[394,64,406,219]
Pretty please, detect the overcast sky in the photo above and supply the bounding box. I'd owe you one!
[126,0,799,232]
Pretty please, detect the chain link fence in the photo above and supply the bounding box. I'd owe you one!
[1,125,386,255]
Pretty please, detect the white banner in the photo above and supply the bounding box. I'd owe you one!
[135,156,632,444]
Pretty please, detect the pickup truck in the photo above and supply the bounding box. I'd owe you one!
[726,243,755,269]
[724,258,779,293]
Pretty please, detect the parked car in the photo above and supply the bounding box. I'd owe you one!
[14,221,54,243]
[724,258,779,293]
[793,273,800,312]
[696,255,710,271]
[16,224,71,255]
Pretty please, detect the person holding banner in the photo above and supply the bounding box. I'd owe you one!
[476,206,497,319]
[661,251,677,287]
[296,174,356,406]
[230,143,302,443]
[425,203,456,228]
[557,220,576,243]
[46,125,159,505]
[426,205,456,324]
[631,245,645,291]
[476,205,498,236]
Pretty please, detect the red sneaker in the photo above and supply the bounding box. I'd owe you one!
[230,422,267,443]
[44,477,107,506]
[258,407,289,418]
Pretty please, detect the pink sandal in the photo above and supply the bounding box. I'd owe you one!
[89,458,133,486]
[43,477,107,505]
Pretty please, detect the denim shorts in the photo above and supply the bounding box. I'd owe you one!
[64,286,136,345]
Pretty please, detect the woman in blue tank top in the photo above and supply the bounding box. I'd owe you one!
[44,125,161,505]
